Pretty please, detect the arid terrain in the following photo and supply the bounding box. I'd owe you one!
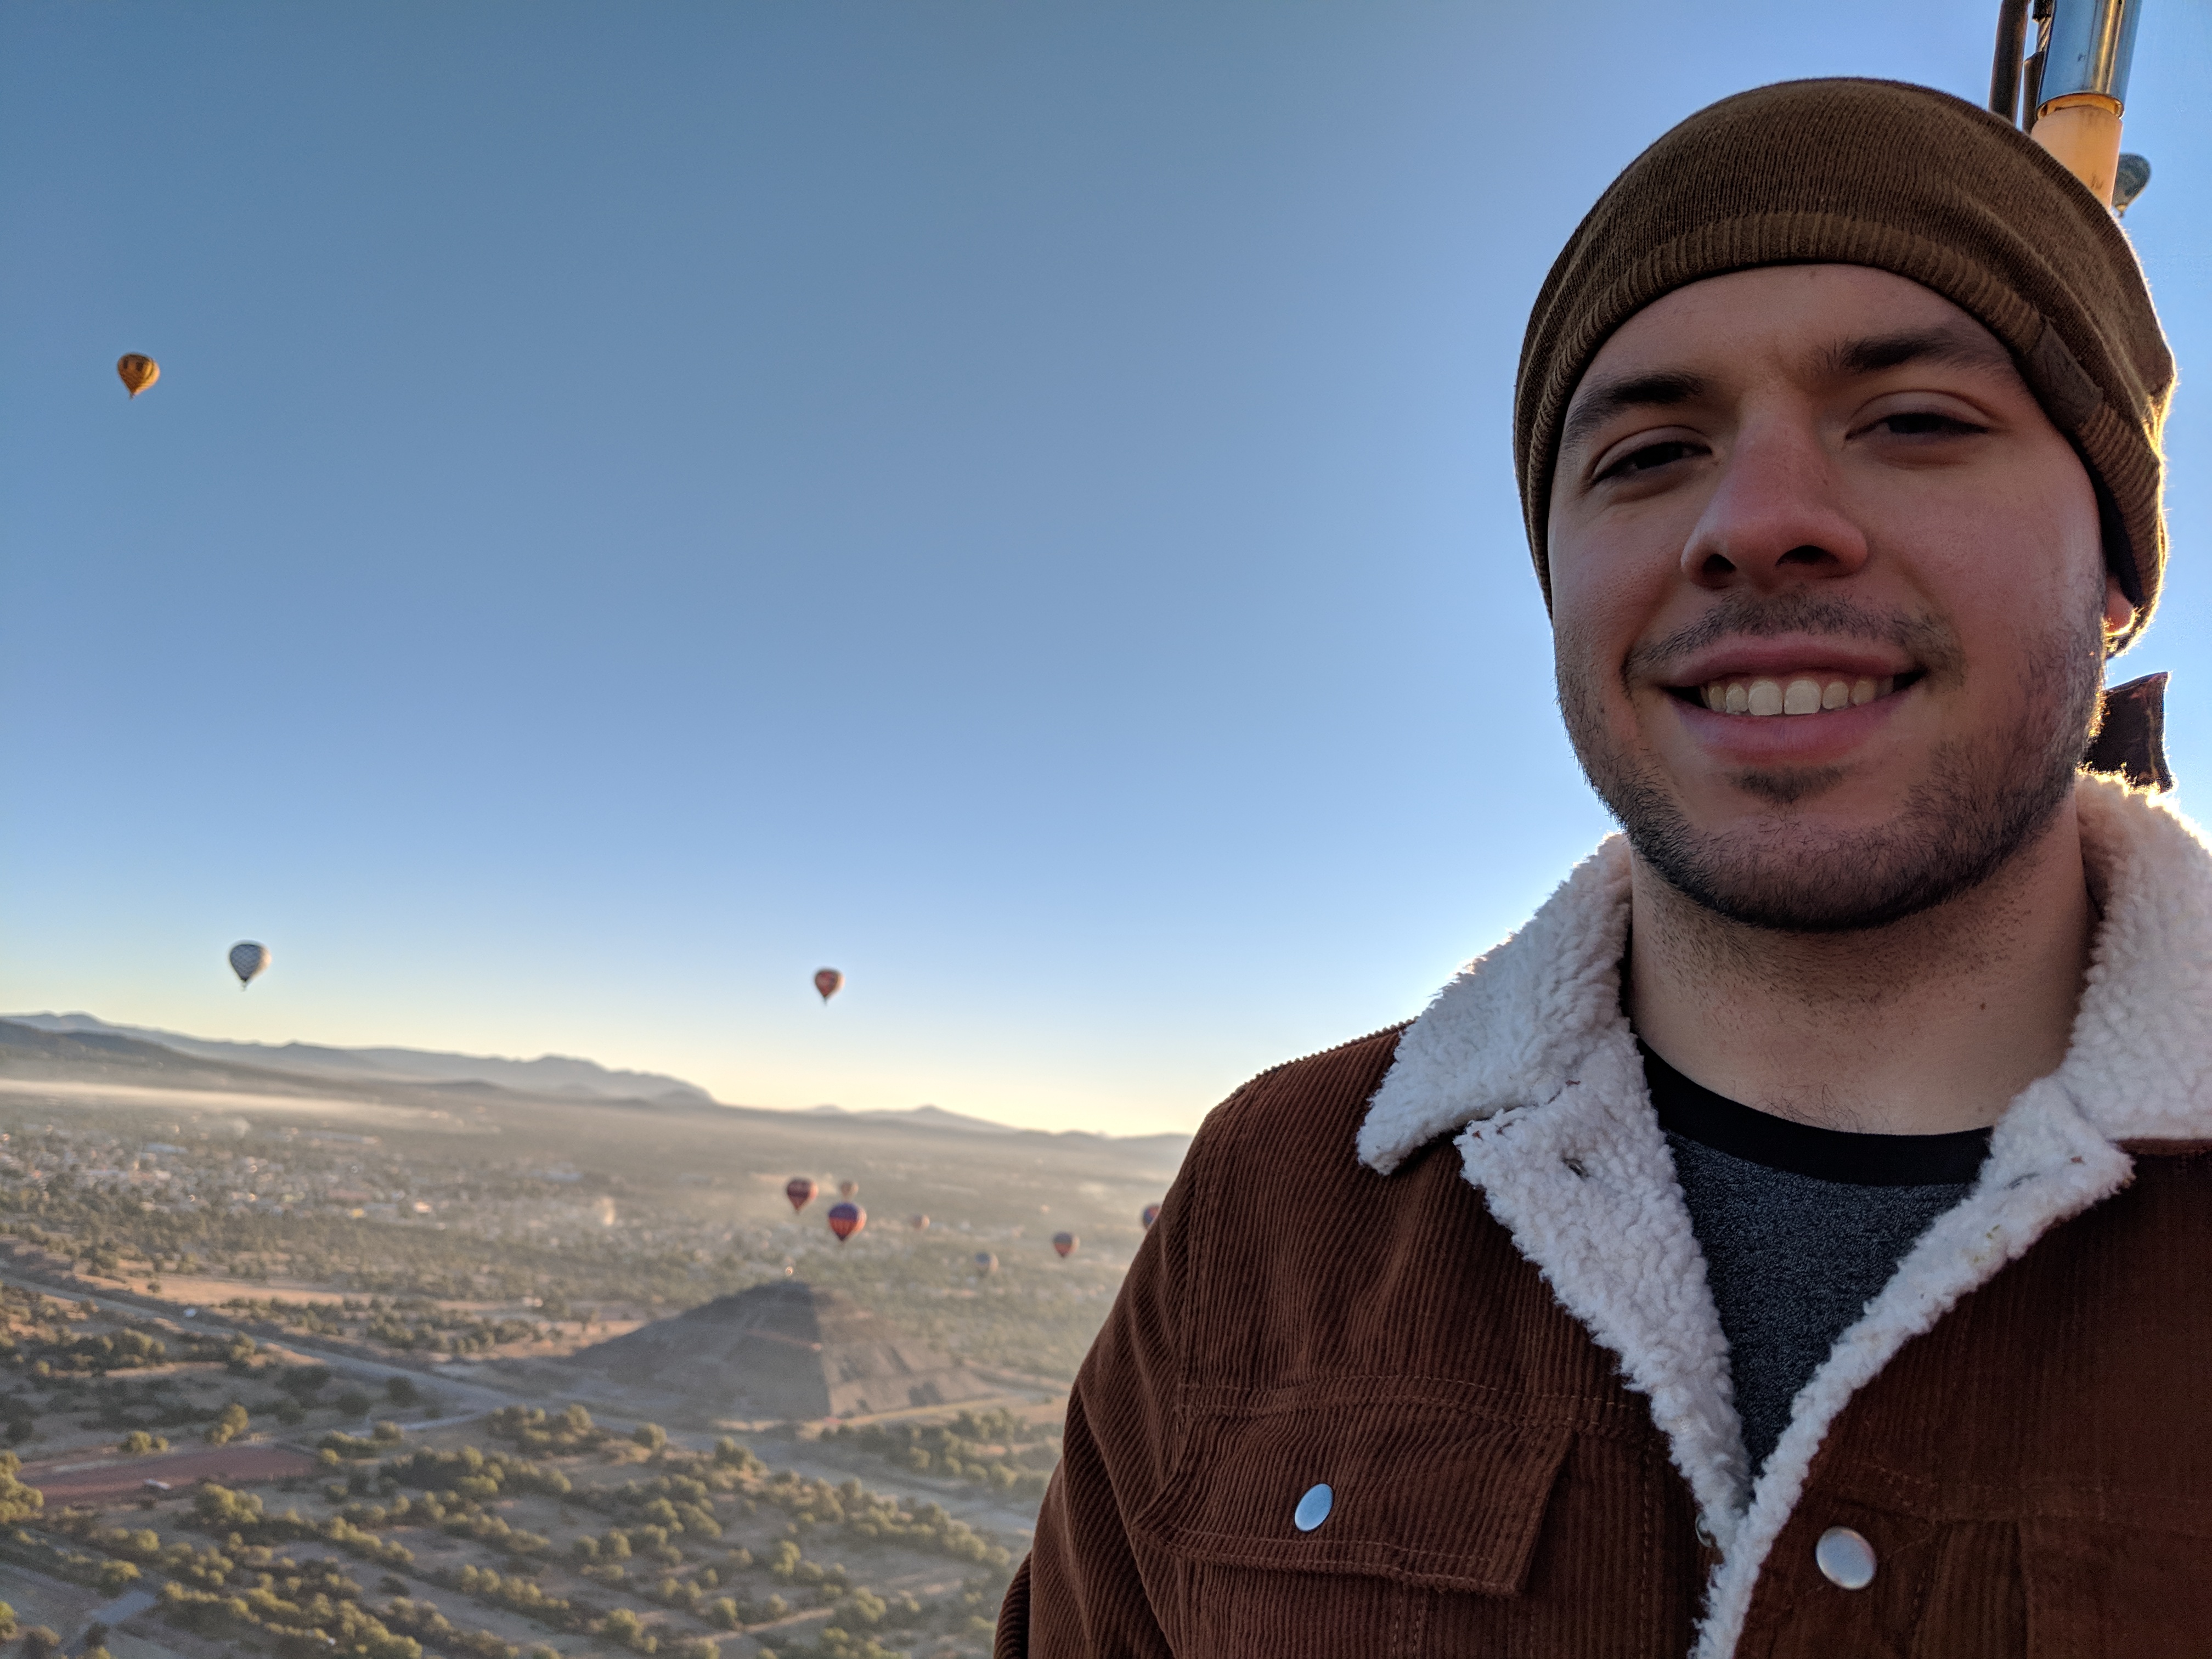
[0,1016,1186,1657]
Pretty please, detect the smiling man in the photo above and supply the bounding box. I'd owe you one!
[999,81,2205,1657]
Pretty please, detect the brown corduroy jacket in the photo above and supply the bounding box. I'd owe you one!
[998,778,2212,1657]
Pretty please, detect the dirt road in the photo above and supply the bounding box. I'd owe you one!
[21,1441,319,1504]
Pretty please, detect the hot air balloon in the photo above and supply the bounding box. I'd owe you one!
[1052,1232,1077,1259]
[228,941,270,989]
[785,1177,817,1212]
[908,1214,930,1231]
[827,1201,865,1242]
[1141,1204,1161,1230]
[973,1251,998,1275]
[814,968,843,1003]
[837,1180,859,1199]
[117,354,160,398]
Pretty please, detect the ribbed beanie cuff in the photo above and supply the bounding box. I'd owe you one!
[1516,78,2174,644]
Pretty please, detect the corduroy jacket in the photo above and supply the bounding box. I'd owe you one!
[999,777,2212,1657]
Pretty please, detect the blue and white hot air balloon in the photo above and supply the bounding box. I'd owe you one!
[228,941,270,989]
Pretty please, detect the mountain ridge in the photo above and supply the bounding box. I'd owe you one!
[8,1012,713,1105]
[0,1012,1188,1149]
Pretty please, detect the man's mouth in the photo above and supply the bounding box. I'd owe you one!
[1677,671,1918,716]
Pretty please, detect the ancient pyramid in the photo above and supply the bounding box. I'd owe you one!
[568,1280,995,1421]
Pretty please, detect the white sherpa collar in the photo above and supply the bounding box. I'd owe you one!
[1357,775,2212,1656]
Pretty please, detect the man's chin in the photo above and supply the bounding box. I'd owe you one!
[1637,823,1953,933]
[1623,769,2076,934]
[1718,764,1853,810]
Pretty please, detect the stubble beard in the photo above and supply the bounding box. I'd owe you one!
[1559,590,2106,934]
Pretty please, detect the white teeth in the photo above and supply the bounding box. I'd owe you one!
[1695,672,1906,715]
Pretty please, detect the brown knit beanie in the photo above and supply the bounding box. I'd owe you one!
[1516,78,2174,646]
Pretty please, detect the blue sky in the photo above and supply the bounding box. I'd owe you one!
[4,2,2207,1135]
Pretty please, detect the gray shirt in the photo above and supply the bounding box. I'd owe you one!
[1641,1043,1992,1477]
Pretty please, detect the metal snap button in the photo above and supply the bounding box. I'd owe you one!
[1293,1483,1333,1532]
[1815,1526,1877,1590]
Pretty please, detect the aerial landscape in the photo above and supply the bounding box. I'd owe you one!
[0,1015,1186,1657]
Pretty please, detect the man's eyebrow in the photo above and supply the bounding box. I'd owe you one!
[1819,326,2017,380]
[1559,370,1707,458]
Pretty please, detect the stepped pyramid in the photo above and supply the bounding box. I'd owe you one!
[568,1280,994,1420]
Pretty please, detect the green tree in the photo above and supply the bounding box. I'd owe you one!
[95,1560,140,1595]
[0,1451,42,1523]
[205,1401,249,1446]
[631,1421,667,1453]
[602,1607,644,1644]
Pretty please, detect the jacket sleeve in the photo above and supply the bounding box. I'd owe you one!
[998,1091,1224,1658]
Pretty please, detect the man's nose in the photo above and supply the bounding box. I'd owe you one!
[1679,421,1870,591]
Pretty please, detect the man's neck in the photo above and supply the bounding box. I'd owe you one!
[1624,799,2097,1135]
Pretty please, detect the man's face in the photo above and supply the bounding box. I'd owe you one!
[1547,264,2119,932]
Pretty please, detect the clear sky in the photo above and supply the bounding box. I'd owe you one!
[4,2,2207,1136]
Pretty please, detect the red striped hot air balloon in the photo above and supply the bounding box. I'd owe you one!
[827,1201,865,1242]
[814,968,843,1003]
[1052,1232,1077,1259]
[1141,1204,1161,1229]
[785,1177,817,1212]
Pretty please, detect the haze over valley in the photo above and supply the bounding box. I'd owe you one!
[0,1014,1184,1658]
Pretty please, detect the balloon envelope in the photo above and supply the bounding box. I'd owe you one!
[1052,1232,1077,1258]
[1142,1204,1162,1230]
[117,354,159,397]
[785,1177,817,1212]
[837,1180,859,1199]
[973,1251,998,1274]
[228,941,270,988]
[827,1201,865,1242]
[909,1214,930,1230]
[814,968,844,1003]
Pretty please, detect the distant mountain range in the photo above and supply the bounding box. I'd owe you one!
[0,1012,1180,1148]
[804,1102,1014,1134]
[6,1012,715,1105]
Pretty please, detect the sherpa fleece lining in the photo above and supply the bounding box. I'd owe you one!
[1356,775,2212,1659]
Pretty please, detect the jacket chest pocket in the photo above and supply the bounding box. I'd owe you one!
[1128,1381,1575,1659]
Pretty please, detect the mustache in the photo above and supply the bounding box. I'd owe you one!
[1622,590,1963,684]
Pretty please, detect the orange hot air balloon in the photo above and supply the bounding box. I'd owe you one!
[1051,1232,1077,1259]
[827,1201,865,1242]
[814,968,843,1003]
[117,354,160,398]
[785,1177,817,1212]
[908,1214,930,1231]
[1141,1204,1161,1230]
[837,1180,859,1199]
[973,1251,997,1274]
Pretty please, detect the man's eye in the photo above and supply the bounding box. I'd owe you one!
[1599,439,1700,480]
[1874,411,1985,438]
